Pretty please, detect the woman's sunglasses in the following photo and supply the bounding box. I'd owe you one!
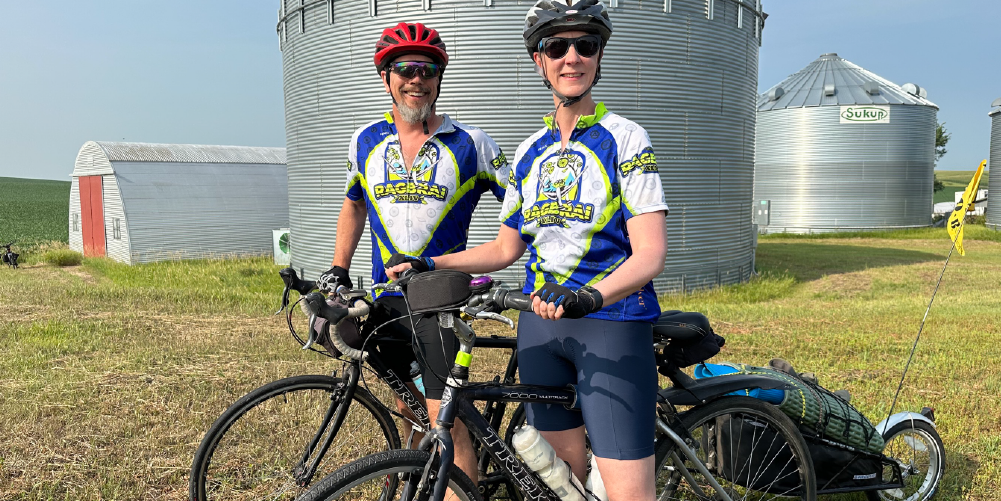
[389,61,441,80]
[539,35,602,60]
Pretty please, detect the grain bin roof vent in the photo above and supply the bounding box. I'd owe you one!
[757,53,937,111]
[901,83,926,98]
[990,97,1001,117]
[768,86,785,101]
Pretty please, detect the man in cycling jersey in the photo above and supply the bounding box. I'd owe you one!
[317,22,509,485]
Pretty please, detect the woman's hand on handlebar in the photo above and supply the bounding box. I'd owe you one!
[385,262,411,281]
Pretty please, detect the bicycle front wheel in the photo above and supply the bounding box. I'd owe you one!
[655,396,817,500]
[299,449,482,501]
[190,374,400,501]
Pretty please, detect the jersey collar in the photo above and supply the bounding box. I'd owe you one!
[542,102,609,131]
[383,112,456,136]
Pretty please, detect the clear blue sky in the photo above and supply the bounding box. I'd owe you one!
[2,0,998,181]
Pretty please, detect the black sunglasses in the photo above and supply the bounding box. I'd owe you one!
[539,35,602,60]
[389,61,441,80]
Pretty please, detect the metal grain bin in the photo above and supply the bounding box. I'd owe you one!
[280,0,765,292]
[987,98,1001,230]
[755,53,938,234]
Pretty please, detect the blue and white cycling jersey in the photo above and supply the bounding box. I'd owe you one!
[346,112,509,295]
[500,103,668,322]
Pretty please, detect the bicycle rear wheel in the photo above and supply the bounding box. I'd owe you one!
[655,396,817,500]
[298,449,482,501]
[190,374,400,501]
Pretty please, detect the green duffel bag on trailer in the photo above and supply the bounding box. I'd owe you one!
[695,361,884,454]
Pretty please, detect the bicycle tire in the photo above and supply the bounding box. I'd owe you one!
[298,449,483,501]
[865,420,944,501]
[654,396,817,501]
[190,374,401,501]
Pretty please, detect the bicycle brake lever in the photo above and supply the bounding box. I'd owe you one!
[275,285,292,315]
[304,313,319,350]
[474,311,515,330]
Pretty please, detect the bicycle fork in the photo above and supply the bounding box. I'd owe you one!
[294,362,362,486]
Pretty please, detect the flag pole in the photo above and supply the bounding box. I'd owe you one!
[882,160,985,428]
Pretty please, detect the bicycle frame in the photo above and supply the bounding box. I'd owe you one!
[405,309,770,501]
[418,381,576,501]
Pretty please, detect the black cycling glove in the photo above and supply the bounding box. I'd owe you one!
[386,253,436,273]
[318,265,352,292]
[534,283,604,319]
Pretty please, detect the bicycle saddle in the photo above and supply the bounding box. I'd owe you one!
[653,311,712,344]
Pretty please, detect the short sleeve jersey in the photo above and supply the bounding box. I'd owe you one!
[500,103,668,323]
[346,113,509,295]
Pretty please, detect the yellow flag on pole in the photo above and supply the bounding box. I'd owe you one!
[947,160,987,256]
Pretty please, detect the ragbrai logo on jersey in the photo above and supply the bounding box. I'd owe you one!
[374,142,449,204]
[523,150,595,228]
[619,147,658,176]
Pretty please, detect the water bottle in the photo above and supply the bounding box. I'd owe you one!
[512,425,585,501]
[409,361,425,396]
[584,454,608,501]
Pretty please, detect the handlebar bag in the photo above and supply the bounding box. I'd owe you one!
[402,270,474,314]
[312,296,365,357]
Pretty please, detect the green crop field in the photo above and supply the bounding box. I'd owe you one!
[0,176,70,247]
[935,170,990,205]
[1,226,1000,500]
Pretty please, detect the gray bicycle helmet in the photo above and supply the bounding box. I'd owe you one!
[523,0,612,55]
[523,0,612,107]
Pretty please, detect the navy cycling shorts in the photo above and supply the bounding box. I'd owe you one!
[517,312,657,460]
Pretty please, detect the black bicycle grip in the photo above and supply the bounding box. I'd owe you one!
[502,291,533,312]
[302,292,350,325]
[279,267,316,295]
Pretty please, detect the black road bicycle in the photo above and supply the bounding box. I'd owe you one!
[297,272,819,501]
[189,269,526,501]
[2,241,18,269]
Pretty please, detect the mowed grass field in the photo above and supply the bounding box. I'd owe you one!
[0,177,70,247]
[1,175,1000,499]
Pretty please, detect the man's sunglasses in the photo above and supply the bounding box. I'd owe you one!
[389,61,441,80]
[539,35,602,60]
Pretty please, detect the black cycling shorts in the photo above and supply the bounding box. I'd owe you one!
[517,312,657,460]
[363,295,458,400]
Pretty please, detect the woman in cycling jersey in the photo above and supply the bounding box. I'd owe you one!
[389,1,667,498]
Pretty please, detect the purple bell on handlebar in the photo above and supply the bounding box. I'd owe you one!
[469,276,493,295]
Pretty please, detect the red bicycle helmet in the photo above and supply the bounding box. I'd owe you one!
[374,22,449,73]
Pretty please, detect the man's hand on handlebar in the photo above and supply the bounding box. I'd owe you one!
[318,265,352,292]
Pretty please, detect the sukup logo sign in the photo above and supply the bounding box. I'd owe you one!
[840,105,890,124]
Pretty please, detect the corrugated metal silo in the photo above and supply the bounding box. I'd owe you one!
[987,98,1001,230]
[280,0,765,292]
[754,53,938,233]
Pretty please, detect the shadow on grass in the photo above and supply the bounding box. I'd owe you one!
[756,243,943,282]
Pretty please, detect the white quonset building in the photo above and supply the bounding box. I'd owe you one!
[278,0,766,292]
[69,141,289,264]
[987,98,1001,231]
[754,53,938,233]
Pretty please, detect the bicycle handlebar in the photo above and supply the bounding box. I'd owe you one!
[276,268,317,315]
[302,292,371,360]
